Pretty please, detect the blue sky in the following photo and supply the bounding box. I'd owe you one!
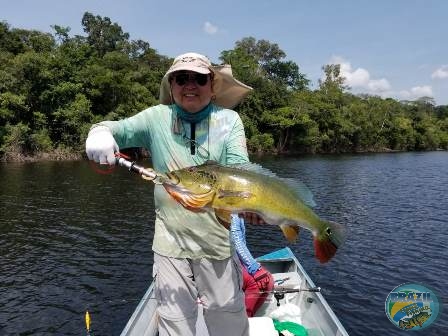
[2,0,448,105]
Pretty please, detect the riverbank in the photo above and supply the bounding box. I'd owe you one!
[2,147,447,163]
[0,150,83,163]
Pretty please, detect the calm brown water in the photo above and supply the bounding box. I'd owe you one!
[1,152,447,335]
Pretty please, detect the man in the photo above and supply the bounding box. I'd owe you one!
[86,52,252,336]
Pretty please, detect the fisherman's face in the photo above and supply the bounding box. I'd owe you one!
[170,71,213,113]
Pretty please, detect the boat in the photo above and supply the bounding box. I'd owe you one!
[120,247,349,336]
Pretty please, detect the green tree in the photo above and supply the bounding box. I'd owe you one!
[0,22,26,54]
[291,90,323,153]
[220,37,309,152]
[51,25,71,44]
[0,122,31,159]
[1,16,447,160]
[81,12,130,57]
[388,115,415,150]
[52,93,93,150]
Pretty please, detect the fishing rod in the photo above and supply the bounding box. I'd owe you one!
[269,286,321,294]
[261,286,322,306]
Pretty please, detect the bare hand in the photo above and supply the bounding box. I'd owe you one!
[240,212,266,225]
[252,267,272,291]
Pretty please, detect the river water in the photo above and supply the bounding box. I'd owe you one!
[1,152,447,335]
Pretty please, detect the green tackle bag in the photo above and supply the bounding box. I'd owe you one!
[273,319,308,336]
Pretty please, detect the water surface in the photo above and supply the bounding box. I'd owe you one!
[1,152,447,335]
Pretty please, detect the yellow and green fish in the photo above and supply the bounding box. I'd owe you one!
[398,312,431,329]
[163,161,345,263]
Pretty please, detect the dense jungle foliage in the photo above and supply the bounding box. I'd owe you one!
[1,13,447,161]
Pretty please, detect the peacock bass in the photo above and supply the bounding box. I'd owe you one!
[163,161,346,263]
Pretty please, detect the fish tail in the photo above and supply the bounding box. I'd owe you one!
[313,221,346,263]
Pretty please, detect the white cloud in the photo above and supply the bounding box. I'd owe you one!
[329,56,391,93]
[346,68,370,87]
[367,79,391,92]
[411,85,433,97]
[203,21,218,35]
[327,56,434,101]
[398,86,433,100]
[431,65,448,79]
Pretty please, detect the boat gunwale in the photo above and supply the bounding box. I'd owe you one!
[120,247,349,336]
[261,247,348,335]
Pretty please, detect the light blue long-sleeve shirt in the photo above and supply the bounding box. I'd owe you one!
[230,214,261,275]
[97,104,249,259]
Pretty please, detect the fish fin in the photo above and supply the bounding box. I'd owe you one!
[281,178,316,208]
[214,209,232,229]
[184,205,207,213]
[229,162,279,177]
[228,162,316,208]
[313,221,346,263]
[280,224,300,243]
[164,184,215,210]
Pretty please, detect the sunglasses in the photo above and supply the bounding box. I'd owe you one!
[171,72,210,86]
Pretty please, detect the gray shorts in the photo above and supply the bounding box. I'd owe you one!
[153,253,249,336]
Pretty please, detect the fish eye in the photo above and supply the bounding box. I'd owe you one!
[326,228,332,236]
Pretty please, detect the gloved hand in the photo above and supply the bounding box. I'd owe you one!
[252,266,273,292]
[85,126,119,165]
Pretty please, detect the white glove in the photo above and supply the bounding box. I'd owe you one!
[85,126,119,165]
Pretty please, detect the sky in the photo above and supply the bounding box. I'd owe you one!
[2,0,448,105]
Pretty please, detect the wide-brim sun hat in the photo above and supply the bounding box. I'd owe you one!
[159,52,253,109]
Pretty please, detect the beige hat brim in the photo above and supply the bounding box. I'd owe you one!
[211,65,253,109]
[159,64,252,109]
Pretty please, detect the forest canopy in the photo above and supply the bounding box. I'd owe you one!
[1,13,447,161]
